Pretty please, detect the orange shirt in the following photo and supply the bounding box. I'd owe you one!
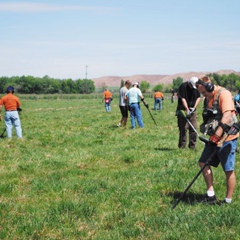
[0,93,21,111]
[103,90,112,99]
[208,86,239,141]
[154,91,164,99]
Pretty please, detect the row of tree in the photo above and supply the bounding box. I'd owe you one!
[0,72,239,94]
[0,75,95,94]
[171,73,240,93]
[120,73,240,94]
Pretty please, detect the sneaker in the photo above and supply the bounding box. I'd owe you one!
[201,194,217,204]
[218,199,230,206]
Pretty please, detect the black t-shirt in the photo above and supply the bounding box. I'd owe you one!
[177,82,200,110]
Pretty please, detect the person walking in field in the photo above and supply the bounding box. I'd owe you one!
[153,90,164,110]
[103,88,112,112]
[196,76,239,205]
[125,82,146,129]
[117,80,131,127]
[176,77,201,149]
[171,89,175,103]
[0,86,23,139]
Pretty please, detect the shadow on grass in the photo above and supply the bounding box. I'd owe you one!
[154,147,176,151]
[167,191,206,206]
[108,125,121,129]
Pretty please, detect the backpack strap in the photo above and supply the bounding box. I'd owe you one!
[212,88,226,109]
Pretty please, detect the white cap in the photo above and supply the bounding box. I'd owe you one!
[188,77,198,89]
[132,82,139,87]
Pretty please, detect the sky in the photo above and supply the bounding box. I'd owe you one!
[1,0,240,79]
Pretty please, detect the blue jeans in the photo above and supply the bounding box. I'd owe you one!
[154,98,162,110]
[130,103,144,128]
[198,138,238,171]
[105,103,111,112]
[5,111,22,138]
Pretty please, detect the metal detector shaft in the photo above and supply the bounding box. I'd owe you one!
[179,110,199,136]
[172,146,218,209]
[185,117,199,137]
[0,128,6,138]
[185,117,208,144]
[180,110,208,144]
[143,101,157,126]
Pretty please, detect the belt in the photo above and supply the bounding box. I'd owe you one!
[130,102,139,105]
[6,110,17,112]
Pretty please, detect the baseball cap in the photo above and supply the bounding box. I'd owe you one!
[188,77,198,89]
[132,82,139,87]
[6,86,15,93]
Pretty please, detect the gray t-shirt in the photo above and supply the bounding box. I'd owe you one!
[119,86,128,106]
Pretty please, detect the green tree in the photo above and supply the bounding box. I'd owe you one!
[225,73,239,91]
[84,79,95,94]
[140,80,150,93]
[172,77,183,92]
[120,79,124,89]
[152,83,164,92]
[0,76,11,93]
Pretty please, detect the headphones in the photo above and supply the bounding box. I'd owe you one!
[197,80,214,92]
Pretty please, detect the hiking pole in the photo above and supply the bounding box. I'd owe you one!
[142,100,157,126]
[172,122,240,209]
[179,110,208,144]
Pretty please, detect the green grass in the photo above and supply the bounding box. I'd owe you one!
[0,97,240,239]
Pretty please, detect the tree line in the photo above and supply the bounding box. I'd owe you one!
[0,75,95,94]
[121,73,240,94]
[0,72,239,95]
[171,72,240,93]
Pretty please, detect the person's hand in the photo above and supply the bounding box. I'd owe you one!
[189,107,195,114]
[186,110,192,117]
[209,134,221,145]
[0,115,2,121]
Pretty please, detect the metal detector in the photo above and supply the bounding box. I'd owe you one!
[0,128,6,138]
[172,145,218,209]
[172,122,240,209]
[179,110,208,144]
[142,100,157,126]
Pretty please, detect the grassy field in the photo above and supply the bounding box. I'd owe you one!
[0,96,240,239]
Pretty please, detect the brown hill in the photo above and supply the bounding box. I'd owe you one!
[92,69,240,88]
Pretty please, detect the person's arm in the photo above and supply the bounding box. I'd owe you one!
[192,97,201,111]
[125,93,129,105]
[0,103,2,121]
[181,98,189,112]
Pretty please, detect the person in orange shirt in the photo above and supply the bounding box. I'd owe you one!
[103,88,113,112]
[153,90,164,110]
[196,76,239,205]
[0,86,22,138]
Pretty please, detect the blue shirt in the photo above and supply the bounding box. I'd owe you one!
[126,87,143,105]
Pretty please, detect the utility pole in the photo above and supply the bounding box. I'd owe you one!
[85,65,88,94]
[85,65,88,80]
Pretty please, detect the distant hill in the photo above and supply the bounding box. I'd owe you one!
[92,69,240,88]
